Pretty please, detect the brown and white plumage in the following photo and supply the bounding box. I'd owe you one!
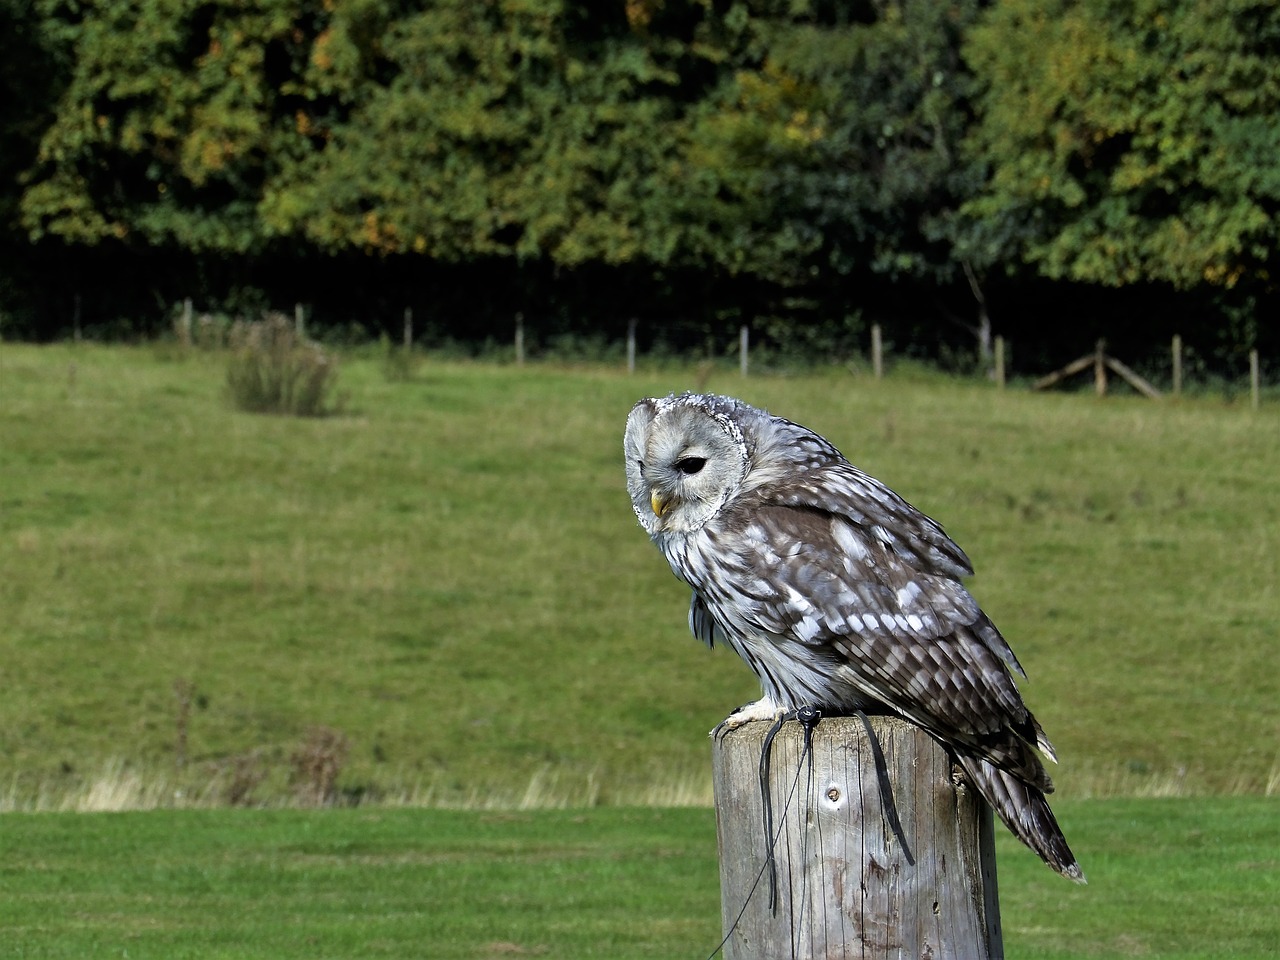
[624,392,1083,882]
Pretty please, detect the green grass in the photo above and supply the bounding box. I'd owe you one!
[0,343,1277,806]
[1,798,1276,959]
[992,796,1280,960]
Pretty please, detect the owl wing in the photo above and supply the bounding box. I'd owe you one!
[749,453,1024,671]
[698,490,1052,784]
[755,435,976,581]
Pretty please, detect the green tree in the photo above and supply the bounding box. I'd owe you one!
[956,0,1280,308]
[657,0,987,355]
[20,0,331,253]
[261,0,723,272]
[0,0,66,235]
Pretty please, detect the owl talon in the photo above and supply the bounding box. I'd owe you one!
[710,697,786,738]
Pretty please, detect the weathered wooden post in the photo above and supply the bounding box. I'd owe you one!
[712,715,1002,960]
[1171,334,1183,396]
[1250,349,1260,411]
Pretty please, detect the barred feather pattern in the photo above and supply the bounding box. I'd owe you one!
[624,392,1084,882]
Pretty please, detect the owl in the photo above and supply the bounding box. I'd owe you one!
[624,392,1083,882]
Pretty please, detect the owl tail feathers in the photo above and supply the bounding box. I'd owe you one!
[957,754,1087,884]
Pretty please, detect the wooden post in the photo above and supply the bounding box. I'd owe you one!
[994,336,1006,389]
[1172,335,1182,396]
[871,324,883,380]
[1250,349,1260,411]
[740,325,749,378]
[515,312,525,365]
[627,318,637,375]
[1035,344,1159,398]
[713,715,1001,960]
[403,307,413,350]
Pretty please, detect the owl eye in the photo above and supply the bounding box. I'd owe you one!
[674,456,707,475]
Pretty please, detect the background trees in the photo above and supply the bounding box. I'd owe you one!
[955,0,1280,361]
[3,0,1276,372]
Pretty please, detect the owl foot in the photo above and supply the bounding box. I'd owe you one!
[710,697,785,739]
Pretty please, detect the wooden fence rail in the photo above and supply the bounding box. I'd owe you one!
[167,302,1269,408]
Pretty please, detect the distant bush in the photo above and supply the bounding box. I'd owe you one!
[226,314,343,416]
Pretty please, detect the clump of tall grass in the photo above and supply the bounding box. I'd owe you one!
[378,333,420,382]
[226,313,343,416]
[289,726,349,807]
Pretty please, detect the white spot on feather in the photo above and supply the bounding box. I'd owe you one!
[895,582,923,607]
[831,522,869,561]
[794,616,821,642]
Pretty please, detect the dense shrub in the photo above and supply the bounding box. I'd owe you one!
[226,314,343,417]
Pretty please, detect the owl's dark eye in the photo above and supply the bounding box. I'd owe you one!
[674,456,707,475]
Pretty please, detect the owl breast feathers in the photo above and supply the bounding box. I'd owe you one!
[624,392,1083,882]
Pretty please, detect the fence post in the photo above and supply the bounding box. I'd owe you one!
[994,336,1006,389]
[403,307,413,350]
[627,318,637,374]
[871,324,883,380]
[1250,349,1260,411]
[712,715,1002,960]
[515,312,525,365]
[1172,335,1182,396]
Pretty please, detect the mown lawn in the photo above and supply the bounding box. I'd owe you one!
[2,798,1276,959]
[0,342,1277,806]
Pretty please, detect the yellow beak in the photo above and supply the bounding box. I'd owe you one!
[651,490,673,518]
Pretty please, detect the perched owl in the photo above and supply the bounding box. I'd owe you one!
[624,392,1083,882]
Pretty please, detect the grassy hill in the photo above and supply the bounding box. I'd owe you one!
[1,342,1276,808]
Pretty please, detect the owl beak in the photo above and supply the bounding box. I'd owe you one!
[651,490,674,518]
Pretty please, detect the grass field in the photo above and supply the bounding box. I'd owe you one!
[2,798,1276,958]
[1,341,1277,807]
[2,342,1278,957]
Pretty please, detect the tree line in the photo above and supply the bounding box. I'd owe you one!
[2,0,1277,374]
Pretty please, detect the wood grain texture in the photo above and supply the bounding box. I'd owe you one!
[712,714,1002,960]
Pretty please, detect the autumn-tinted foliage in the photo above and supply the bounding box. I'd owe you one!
[957,0,1280,294]
[4,0,1277,367]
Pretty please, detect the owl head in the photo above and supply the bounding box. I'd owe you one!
[624,393,759,536]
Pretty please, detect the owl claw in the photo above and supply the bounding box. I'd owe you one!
[710,697,786,738]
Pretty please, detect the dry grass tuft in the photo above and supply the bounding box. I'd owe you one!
[226,313,343,416]
[289,726,350,806]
